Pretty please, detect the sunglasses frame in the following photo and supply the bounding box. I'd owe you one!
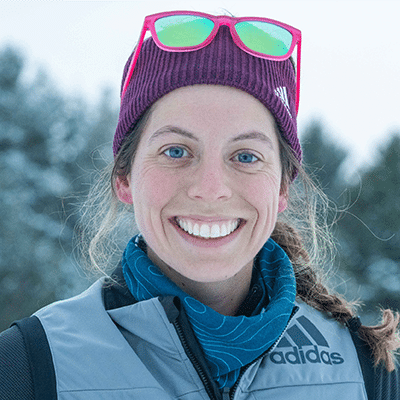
[121,10,301,114]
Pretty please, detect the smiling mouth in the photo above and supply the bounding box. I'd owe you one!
[173,217,244,239]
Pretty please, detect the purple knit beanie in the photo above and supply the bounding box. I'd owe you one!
[113,25,301,174]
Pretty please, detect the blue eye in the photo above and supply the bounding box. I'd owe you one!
[164,146,188,159]
[235,152,259,164]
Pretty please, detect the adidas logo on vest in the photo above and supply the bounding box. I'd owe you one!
[269,315,345,365]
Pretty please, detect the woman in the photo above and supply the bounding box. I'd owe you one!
[1,10,399,400]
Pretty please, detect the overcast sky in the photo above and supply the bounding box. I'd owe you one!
[1,0,399,173]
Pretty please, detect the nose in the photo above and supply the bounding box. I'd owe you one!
[187,159,233,202]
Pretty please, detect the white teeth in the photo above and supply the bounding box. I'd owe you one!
[199,224,210,238]
[187,221,193,234]
[176,218,240,239]
[220,224,227,237]
[210,224,220,238]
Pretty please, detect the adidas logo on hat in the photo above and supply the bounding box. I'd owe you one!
[269,315,345,365]
[274,86,292,118]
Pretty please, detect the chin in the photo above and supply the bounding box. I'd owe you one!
[174,259,248,283]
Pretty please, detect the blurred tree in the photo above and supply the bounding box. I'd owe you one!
[0,46,118,331]
[336,133,400,322]
[301,122,400,324]
[300,119,348,202]
[0,46,23,91]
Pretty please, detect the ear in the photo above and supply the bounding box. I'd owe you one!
[115,175,133,204]
[278,184,289,213]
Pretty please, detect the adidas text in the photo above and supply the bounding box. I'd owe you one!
[269,345,344,365]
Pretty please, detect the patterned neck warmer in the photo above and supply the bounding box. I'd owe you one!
[122,235,296,389]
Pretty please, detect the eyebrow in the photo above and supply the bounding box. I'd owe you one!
[230,131,274,147]
[148,125,274,147]
[148,125,199,144]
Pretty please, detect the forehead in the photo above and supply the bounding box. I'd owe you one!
[141,85,279,145]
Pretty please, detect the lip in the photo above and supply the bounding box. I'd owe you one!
[169,217,246,248]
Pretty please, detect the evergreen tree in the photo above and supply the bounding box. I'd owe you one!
[0,46,118,331]
[300,119,348,202]
[337,134,400,321]
[301,121,400,323]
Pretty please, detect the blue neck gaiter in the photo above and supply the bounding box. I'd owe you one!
[122,235,296,389]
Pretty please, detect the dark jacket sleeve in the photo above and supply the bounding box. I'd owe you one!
[0,324,34,400]
[374,362,400,400]
[350,327,400,400]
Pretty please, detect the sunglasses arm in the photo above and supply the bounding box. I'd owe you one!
[295,35,301,115]
[121,21,149,101]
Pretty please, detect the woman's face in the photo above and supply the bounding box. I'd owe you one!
[116,85,288,283]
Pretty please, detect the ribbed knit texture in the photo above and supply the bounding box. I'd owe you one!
[121,234,297,389]
[113,26,301,176]
[0,326,34,400]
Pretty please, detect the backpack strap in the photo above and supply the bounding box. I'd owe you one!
[8,267,132,400]
[12,316,57,400]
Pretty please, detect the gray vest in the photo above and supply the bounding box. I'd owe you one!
[34,278,368,399]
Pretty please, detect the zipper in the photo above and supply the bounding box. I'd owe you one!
[173,319,221,400]
[172,302,298,400]
[229,306,299,399]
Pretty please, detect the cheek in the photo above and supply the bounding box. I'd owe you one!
[131,164,179,215]
[243,174,282,212]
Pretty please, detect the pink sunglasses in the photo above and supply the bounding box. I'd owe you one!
[121,11,301,114]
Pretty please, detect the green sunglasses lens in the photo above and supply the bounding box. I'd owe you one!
[155,15,214,47]
[235,21,292,56]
